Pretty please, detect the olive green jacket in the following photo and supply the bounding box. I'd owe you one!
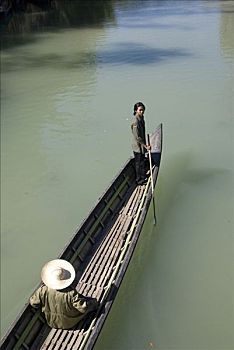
[131,115,147,154]
[30,285,97,329]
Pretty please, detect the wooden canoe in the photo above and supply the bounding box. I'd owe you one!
[0,123,163,350]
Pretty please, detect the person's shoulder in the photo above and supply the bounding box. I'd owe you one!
[36,284,47,292]
[131,116,138,127]
[31,284,47,297]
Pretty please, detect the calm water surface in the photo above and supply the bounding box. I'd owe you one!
[1,1,233,349]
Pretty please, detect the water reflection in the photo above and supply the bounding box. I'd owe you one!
[115,0,220,16]
[219,0,234,58]
[1,1,234,347]
[1,0,115,48]
[3,50,97,72]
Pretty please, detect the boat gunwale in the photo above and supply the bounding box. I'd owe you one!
[0,158,135,348]
[1,124,163,350]
[84,124,162,349]
[83,166,160,350]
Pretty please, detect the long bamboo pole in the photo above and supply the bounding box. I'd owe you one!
[147,134,157,225]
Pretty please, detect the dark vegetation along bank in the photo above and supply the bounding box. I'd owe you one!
[0,0,116,33]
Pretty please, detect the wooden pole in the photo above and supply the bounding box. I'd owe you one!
[147,134,157,225]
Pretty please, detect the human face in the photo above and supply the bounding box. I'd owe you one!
[136,106,145,117]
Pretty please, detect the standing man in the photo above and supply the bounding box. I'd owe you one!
[131,102,151,185]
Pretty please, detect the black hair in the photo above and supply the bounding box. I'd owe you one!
[133,102,145,115]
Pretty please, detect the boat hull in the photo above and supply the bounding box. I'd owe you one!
[1,124,162,350]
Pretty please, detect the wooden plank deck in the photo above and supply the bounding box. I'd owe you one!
[38,183,148,350]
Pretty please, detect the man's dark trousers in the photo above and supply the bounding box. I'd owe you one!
[133,152,146,183]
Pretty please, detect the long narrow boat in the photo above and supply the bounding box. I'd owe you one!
[1,124,163,350]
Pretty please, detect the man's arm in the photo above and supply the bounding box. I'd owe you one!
[132,123,150,150]
[73,293,98,314]
[29,286,44,309]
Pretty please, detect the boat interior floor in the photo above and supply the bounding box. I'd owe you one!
[34,180,151,350]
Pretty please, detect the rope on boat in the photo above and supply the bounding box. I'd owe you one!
[78,177,151,350]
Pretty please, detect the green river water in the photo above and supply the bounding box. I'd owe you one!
[1,1,233,349]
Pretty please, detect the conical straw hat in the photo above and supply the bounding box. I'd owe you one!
[41,259,75,290]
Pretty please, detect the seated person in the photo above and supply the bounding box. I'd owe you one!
[30,259,98,329]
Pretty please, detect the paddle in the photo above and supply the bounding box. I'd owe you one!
[147,134,157,225]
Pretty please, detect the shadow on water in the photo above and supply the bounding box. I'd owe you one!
[2,42,192,72]
[98,42,192,66]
